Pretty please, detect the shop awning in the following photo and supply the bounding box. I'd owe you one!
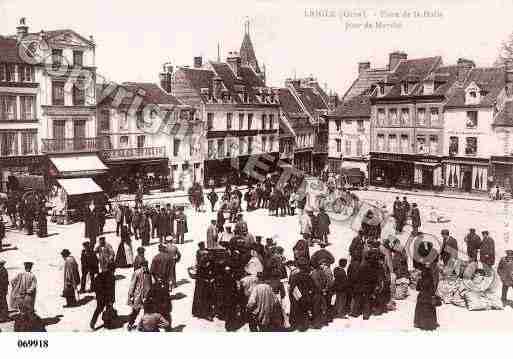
[414,162,441,167]
[57,178,103,196]
[49,154,108,177]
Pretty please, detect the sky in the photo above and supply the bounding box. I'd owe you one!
[1,0,513,97]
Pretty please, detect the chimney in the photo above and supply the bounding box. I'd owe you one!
[457,58,475,84]
[159,64,173,93]
[389,51,407,71]
[193,56,202,69]
[16,17,28,41]
[285,78,301,89]
[226,51,241,77]
[358,61,370,74]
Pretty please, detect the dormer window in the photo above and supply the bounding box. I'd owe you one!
[379,83,385,95]
[401,82,409,95]
[423,81,434,95]
[465,83,481,105]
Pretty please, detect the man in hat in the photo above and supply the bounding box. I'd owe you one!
[10,262,37,313]
[150,244,173,292]
[299,210,313,246]
[0,259,8,322]
[247,271,283,332]
[206,220,218,249]
[61,249,80,307]
[288,257,314,331]
[96,237,115,273]
[150,204,160,239]
[317,207,331,245]
[175,206,188,244]
[411,203,421,235]
[127,260,152,330]
[440,229,458,266]
[464,228,481,262]
[165,240,181,288]
[480,231,496,269]
[498,250,513,305]
[80,241,98,293]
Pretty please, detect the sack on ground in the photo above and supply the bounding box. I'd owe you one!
[464,291,489,311]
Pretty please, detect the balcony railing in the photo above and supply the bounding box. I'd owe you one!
[313,143,328,153]
[101,146,166,161]
[41,137,108,154]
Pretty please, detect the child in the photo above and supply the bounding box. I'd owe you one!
[333,258,349,319]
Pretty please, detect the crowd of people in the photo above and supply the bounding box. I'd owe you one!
[1,173,513,333]
[0,191,48,240]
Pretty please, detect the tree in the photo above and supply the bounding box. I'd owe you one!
[495,31,513,66]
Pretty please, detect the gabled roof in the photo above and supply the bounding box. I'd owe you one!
[97,82,183,108]
[493,100,513,127]
[240,32,261,73]
[446,67,505,108]
[331,92,371,118]
[122,82,183,106]
[291,82,329,116]
[177,61,273,105]
[0,37,24,63]
[278,87,306,117]
[381,56,442,98]
[343,68,390,100]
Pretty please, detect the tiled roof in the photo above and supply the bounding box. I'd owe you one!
[97,82,183,108]
[291,83,329,115]
[179,61,271,105]
[122,82,183,106]
[493,100,513,127]
[278,88,305,116]
[382,57,442,98]
[446,67,505,107]
[240,33,261,74]
[331,93,371,118]
[0,37,24,63]
[343,69,391,100]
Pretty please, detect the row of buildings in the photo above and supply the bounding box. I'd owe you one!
[1,18,513,196]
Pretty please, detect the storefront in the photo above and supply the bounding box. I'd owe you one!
[0,155,44,193]
[443,157,490,193]
[294,150,312,174]
[370,153,443,190]
[490,156,513,193]
[104,158,169,194]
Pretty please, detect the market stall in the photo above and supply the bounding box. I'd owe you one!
[49,178,105,224]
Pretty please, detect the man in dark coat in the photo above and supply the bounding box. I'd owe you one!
[150,205,160,239]
[0,217,5,251]
[411,203,421,235]
[316,208,331,245]
[84,206,99,242]
[207,189,218,212]
[0,259,8,322]
[157,208,170,243]
[392,197,401,220]
[480,231,495,269]
[80,241,99,293]
[347,230,365,314]
[90,270,115,330]
[216,208,226,234]
[288,258,314,331]
[350,249,380,320]
[464,228,481,262]
[440,229,458,266]
[175,208,188,244]
[150,244,173,291]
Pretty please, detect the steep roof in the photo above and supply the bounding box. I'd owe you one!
[291,82,329,116]
[0,37,24,63]
[493,100,513,127]
[122,82,182,106]
[381,56,442,98]
[240,32,261,73]
[343,68,390,100]
[331,93,371,118]
[97,82,183,108]
[278,87,306,117]
[446,67,505,108]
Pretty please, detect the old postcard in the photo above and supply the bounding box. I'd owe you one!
[0,0,513,353]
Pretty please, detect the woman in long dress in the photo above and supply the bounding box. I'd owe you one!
[414,266,439,330]
[115,225,134,268]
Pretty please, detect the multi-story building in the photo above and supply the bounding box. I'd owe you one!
[1,18,104,192]
[368,52,470,190]
[97,81,198,192]
[278,77,333,176]
[169,29,280,186]
[325,92,371,175]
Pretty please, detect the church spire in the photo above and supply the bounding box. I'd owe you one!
[240,17,261,74]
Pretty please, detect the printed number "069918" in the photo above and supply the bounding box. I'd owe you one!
[17,339,48,348]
